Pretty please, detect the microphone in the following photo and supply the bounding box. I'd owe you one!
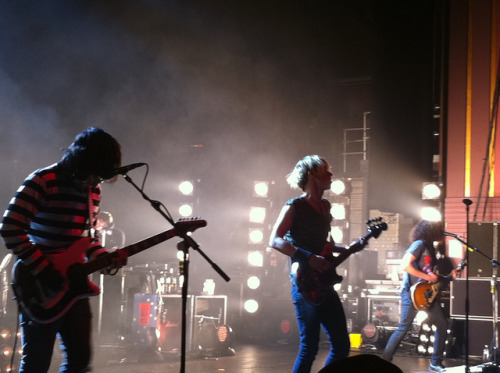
[463,198,473,206]
[107,163,146,178]
[443,231,463,238]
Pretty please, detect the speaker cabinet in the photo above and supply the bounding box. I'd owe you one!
[157,295,194,352]
[366,295,401,325]
[467,222,500,278]
[132,293,160,353]
[192,295,227,350]
[450,278,498,319]
[452,318,496,356]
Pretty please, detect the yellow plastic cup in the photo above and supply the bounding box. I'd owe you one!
[350,333,362,348]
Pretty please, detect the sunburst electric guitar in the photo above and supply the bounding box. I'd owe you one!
[295,217,388,304]
[410,260,465,311]
[11,218,206,323]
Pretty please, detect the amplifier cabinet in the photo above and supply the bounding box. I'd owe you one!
[192,295,227,350]
[132,293,160,353]
[366,295,401,326]
[450,278,498,319]
[157,295,194,352]
[451,318,496,357]
[132,294,227,353]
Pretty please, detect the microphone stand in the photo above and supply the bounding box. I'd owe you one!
[450,233,500,370]
[122,174,230,373]
[464,199,471,373]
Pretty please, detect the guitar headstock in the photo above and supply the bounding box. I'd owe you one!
[174,217,207,233]
[366,217,388,239]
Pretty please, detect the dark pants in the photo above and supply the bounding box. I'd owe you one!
[382,289,448,366]
[291,284,350,373]
[19,299,93,373]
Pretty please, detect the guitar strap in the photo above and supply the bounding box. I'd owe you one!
[88,185,101,240]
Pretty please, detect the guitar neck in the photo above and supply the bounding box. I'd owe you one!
[332,231,374,266]
[82,228,178,275]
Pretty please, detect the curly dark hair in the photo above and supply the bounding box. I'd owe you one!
[60,127,121,180]
[410,220,444,243]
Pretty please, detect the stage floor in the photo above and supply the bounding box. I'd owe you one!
[41,341,485,373]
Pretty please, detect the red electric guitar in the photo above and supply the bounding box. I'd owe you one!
[295,218,387,304]
[11,218,206,323]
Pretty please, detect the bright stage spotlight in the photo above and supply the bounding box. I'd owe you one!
[253,181,269,198]
[331,226,343,243]
[331,203,346,220]
[331,179,346,195]
[178,180,194,196]
[0,329,10,341]
[249,206,266,224]
[248,251,264,267]
[421,206,441,221]
[244,299,259,313]
[248,228,264,244]
[247,275,261,290]
[179,203,193,217]
[422,182,442,200]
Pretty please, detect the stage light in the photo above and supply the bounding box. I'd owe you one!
[217,325,232,344]
[248,251,264,267]
[415,311,428,325]
[280,320,291,334]
[179,203,193,217]
[253,181,269,198]
[331,203,346,220]
[422,182,442,199]
[178,180,194,196]
[248,228,264,244]
[2,346,12,357]
[244,299,259,313]
[249,206,266,224]
[331,179,346,195]
[0,329,10,340]
[331,226,343,243]
[247,275,261,290]
[421,206,441,221]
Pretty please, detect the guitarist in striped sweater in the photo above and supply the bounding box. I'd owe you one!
[0,127,127,373]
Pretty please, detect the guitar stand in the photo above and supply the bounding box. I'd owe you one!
[122,173,230,373]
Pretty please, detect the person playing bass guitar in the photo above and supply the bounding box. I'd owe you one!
[269,155,367,373]
[0,127,128,373]
[381,219,457,373]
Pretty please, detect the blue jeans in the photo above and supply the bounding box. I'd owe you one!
[19,299,93,373]
[291,284,350,373]
[382,289,447,366]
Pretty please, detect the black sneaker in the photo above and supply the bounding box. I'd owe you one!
[429,363,446,372]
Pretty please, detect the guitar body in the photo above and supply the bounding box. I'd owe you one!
[294,252,344,305]
[11,218,206,323]
[410,281,438,311]
[295,218,387,305]
[410,261,465,311]
[12,240,103,324]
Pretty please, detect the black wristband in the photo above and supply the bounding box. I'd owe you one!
[293,247,312,262]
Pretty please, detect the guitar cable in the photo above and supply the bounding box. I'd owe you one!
[8,307,20,371]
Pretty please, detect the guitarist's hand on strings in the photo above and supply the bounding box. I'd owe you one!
[309,254,331,273]
[425,272,439,283]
